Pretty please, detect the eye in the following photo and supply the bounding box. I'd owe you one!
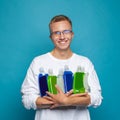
[54,31,61,35]
[63,30,72,34]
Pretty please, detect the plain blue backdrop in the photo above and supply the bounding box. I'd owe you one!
[0,0,120,120]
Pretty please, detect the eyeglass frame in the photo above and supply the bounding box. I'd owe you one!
[50,29,73,37]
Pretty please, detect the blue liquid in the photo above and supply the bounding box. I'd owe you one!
[63,71,73,93]
[38,74,48,97]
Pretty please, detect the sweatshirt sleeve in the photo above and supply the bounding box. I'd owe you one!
[21,59,40,110]
[87,61,103,108]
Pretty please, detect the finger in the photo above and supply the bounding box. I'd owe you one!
[66,89,73,96]
[50,104,56,109]
[41,102,54,106]
[50,104,58,109]
[43,96,53,101]
[40,99,55,105]
[71,93,87,97]
[55,84,63,93]
[43,96,57,103]
[69,89,73,93]
[46,91,54,98]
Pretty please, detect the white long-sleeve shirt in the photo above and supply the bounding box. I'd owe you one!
[21,52,103,120]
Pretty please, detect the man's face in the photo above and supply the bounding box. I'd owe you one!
[50,20,74,51]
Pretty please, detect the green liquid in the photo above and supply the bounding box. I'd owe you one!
[73,72,85,93]
[47,75,57,94]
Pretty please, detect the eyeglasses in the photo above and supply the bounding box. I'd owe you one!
[51,30,72,37]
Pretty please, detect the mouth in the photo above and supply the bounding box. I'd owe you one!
[55,39,70,49]
[59,41,66,44]
[58,39,68,44]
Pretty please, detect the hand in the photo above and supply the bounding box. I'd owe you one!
[46,85,69,109]
[66,92,91,106]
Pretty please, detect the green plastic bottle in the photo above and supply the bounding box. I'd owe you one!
[73,66,85,94]
[47,69,57,94]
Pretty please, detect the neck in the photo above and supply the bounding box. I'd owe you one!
[51,48,73,60]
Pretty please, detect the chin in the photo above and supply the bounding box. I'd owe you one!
[58,46,70,51]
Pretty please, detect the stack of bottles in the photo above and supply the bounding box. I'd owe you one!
[38,66,89,97]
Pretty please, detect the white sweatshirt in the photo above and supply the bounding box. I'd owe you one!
[21,52,103,120]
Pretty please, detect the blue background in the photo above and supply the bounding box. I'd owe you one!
[0,0,120,120]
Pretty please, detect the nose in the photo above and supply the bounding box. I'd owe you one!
[59,32,65,39]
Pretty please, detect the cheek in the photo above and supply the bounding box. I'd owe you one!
[50,38,58,45]
[51,36,59,42]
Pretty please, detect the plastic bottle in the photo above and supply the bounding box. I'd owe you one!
[38,67,48,97]
[57,69,65,93]
[73,66,86,93]
[83,72,90,92]
[47,69,57,94]
[63,65,73,93]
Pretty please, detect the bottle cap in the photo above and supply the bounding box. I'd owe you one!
[77,66,81,72]
[64,65,69,71]
[39,67,44,73]
[48,68,53,75]
[58,69,63,75]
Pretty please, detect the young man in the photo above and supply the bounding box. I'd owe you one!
[21,15,102,120]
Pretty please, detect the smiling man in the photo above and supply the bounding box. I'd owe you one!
[49,16,74,59]
[21,15,103,120]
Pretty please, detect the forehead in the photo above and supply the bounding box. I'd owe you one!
[50,21,72,31]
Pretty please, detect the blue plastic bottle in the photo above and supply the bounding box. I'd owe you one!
[38,67,48,97]
[63,65,73,93]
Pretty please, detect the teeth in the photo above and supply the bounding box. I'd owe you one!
[59,40,67,43]
[60,41,66,43]
[57,40,68,44]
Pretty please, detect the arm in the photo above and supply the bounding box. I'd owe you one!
[21,59,54,110]
[46,85,91,109]
[35,96,54,109]
[87,61,103,108]
[65,92,90,106]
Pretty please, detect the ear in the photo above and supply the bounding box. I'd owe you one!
[49,35,52,39]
